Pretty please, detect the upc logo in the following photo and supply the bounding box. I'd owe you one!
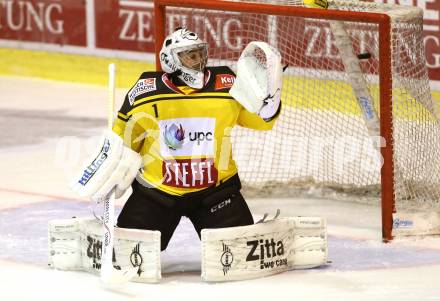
[159,118,215,157]
[189,131,213,145]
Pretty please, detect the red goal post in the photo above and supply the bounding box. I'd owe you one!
[152,0,432,242]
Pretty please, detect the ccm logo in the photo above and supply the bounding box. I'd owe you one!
[211,198,231,213]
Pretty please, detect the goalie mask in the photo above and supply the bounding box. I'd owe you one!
[160,28,208,89]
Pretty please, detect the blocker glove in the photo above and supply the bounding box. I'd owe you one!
[70,130,142,201]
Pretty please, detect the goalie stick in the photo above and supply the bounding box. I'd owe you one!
[100,63,138,286]
[304,0,382,140]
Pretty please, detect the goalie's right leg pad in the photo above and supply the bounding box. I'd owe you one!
[48,217,161,283]
[201,216,328,282]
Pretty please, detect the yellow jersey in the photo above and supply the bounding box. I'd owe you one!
[113,66,280,196]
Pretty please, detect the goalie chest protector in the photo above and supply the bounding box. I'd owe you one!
[112,66,279,196]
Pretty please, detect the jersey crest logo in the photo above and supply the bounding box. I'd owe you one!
[128,78,157,105]
[215,74,235,90]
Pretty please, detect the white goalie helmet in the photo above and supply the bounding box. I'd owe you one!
[159,28,208,89]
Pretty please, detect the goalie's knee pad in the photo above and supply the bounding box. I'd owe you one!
[48,218,83,270]
[48,217,161,283]
[201,216,328,282]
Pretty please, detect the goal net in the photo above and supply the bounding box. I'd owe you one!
[154,0,440,240]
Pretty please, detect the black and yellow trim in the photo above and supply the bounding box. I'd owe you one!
[117,112,130,122]
[127,92,234,116]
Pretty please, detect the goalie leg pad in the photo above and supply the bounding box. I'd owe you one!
[48,218,161,283]
[201,216,328,282]
[48,218,83,270]
[291,217,328,269]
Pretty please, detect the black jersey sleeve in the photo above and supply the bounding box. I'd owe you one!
[113,71,163,151]
[118,72,164,117]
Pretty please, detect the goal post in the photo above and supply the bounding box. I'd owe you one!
[153,0,439,241]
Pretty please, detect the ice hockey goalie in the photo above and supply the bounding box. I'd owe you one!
[49,27,328,283]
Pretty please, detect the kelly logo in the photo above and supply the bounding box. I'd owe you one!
[215,74,235,90]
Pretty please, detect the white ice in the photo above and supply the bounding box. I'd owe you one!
[0,76,440,301]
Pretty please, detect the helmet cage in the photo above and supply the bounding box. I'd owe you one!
[171,43,208,89]
[175,44,208,72]
[159,28,208,89]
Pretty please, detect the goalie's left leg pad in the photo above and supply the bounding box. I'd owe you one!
[201,216,328,282]
[48,217,161,283]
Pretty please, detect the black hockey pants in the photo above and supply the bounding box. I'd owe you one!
[117,174,254,251]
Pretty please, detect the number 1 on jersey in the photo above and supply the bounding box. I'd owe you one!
[152,103,159,118]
